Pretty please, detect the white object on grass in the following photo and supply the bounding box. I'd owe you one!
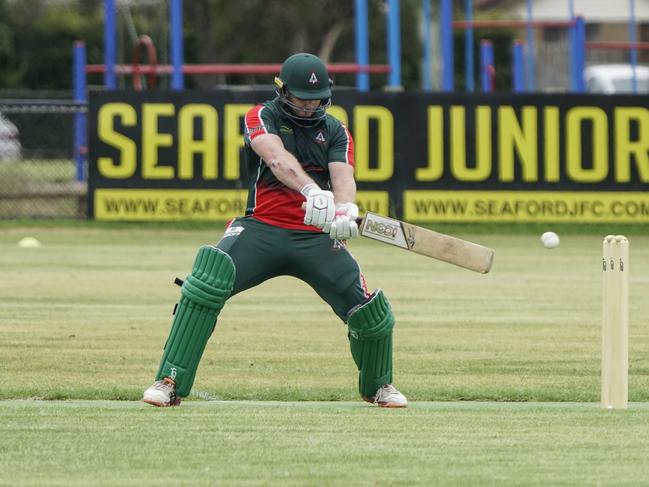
[540,232,560,249]
[18,237,41,248]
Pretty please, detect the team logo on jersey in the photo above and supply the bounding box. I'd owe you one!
[246,126,264,138]
[223,226,245,237]
[308,71,319,85]
[315,131,326,144]
[280,125,293,134]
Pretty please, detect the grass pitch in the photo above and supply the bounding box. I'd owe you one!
[1,222,649,485]
[3,400,649,486]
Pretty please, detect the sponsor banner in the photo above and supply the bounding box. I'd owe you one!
[88,90,649,222]
[404,190,649,223]
[94,189,247,221]
[93,188,388,221]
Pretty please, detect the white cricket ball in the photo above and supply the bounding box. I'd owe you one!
[540,231,560,249]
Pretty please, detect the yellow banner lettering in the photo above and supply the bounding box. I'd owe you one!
[566,107,608,182]
[499,106,538,182]
[354,106,394,181]
[327,105,349,126]
[417,106,443,181]
[224,104,252,180]
[142,103,175,179]
[544,106,560,182]
[97,103,137,178]
[615,107,649,183]
[178,104,218,180]
[451,106,491,181]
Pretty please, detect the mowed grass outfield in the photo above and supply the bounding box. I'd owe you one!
[1,221,649,485]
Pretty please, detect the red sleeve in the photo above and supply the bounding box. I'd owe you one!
[244,105,276,143]
[328,122,355,167]
[342,124,355,167]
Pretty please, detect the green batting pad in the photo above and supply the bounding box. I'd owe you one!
[346,289,395,398]
[156,245,235,397]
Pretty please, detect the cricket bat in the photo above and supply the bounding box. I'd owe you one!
[357,212,494,274]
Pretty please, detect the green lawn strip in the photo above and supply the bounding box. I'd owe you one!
[1,228,648,403]
[0,160,76,192]
[1,401,649,486]
[2,218,649,235]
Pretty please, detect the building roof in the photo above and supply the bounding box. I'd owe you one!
[510,0,649,22]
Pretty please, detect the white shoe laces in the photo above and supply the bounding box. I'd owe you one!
[376,384,394,401]
[149,378,176,398]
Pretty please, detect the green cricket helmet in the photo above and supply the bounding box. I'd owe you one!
[274,53,332,126]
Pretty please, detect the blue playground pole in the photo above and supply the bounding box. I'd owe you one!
[629,0,638,93]
[525,0,536,91]
[570,16,586,93]
[568,0,575,90]
[440,0,453,91]
[104,0,116,89]
[480,40,494,93]
[73,41,87,182]
[355,0,369,91]
[512,40,525,92]
[170,0,184,90]
[569,19,578,90]
[574,16,586,92]
[464,0,474,92]
[386,0,401,88]
[421,0,432,91]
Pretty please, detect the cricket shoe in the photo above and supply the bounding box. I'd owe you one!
[143,377,181,407]
[363,384,408,408]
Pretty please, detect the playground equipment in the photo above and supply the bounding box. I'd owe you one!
[83,0,649,94]
[439,0,584,92]
[95,0,398,91]
[436,0,647,93]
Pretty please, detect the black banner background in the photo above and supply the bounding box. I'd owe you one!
[88,90,649,220]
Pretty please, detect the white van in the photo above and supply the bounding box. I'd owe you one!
[584,64,649,94]
[0,113,21,161]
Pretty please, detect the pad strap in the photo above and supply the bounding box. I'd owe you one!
[347,289,395,398]
[155,246,235,397]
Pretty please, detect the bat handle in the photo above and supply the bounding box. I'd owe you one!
[300,202,364,226]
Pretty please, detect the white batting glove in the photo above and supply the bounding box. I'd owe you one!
[301,183,335,229]
[328,203,359,240]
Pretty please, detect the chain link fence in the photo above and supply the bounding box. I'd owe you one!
[0,96,87,219]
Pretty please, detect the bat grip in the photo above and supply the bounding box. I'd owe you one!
[300,201,364,226]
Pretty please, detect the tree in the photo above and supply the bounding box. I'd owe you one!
[0,0,425,91]
[0,0,104,90]
[183,0,422,90]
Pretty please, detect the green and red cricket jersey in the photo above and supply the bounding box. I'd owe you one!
[243,98,355,231]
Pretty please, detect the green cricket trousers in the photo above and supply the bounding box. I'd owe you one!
[216,216,369,320]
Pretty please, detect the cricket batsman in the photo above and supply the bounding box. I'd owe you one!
[143,53,407,408]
